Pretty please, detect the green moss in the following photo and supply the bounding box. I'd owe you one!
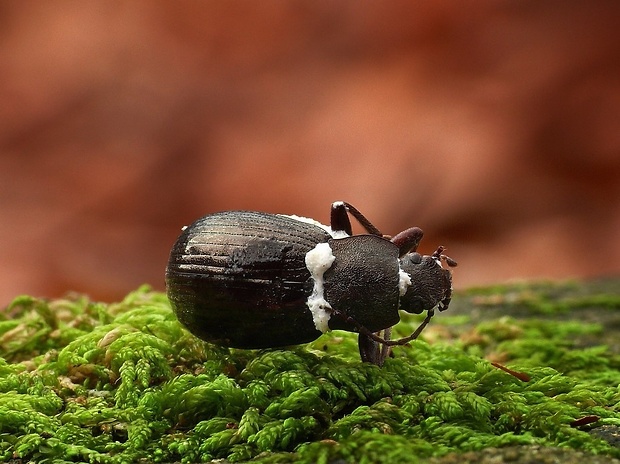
[462,279,620,315]
[0,280,619,463]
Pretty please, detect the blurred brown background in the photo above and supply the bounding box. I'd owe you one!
[1,1,619,307]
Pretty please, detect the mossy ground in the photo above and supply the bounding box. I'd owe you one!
[1,279,619,463]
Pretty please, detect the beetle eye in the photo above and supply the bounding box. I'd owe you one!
[409,252,422,264]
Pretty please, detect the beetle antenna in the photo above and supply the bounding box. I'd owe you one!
[441,254,458,267]
[432,246,457,267]
[431,246,445,260]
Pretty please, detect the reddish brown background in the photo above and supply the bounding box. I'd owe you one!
[1,1,619,307]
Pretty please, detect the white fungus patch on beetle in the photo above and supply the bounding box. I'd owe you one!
[304,242,336,333]
[398,263,412,296]
[281,214,350,239]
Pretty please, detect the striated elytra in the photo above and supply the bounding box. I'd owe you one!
[165,201,456,366]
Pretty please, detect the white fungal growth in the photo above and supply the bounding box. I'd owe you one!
[398,263,412,296]
[281,214,328,231]
[329,229,350,239]
[281,214,350,239]
[304,242,336,333]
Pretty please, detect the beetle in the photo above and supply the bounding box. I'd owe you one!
[165,201,456,366]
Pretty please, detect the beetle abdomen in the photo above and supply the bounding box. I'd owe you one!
[166,211,331,348]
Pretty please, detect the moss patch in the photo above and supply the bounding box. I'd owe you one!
[1,279,620,463]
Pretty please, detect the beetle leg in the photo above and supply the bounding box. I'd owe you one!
[341,202,383,236]
[330,201,353,235]
[331,307,435,351]
[330,308,398,348]
[391,308,435,345]
[358,333,381,364]
[391,227,424,257]
[380,326,393,362]
[331,201,384,236]
[358,327,393,366]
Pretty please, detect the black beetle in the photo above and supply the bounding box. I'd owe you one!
[166,201,456,365]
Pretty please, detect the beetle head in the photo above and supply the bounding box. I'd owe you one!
[398,246,456,315]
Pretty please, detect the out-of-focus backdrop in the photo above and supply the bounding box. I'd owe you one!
[1,1,619,307]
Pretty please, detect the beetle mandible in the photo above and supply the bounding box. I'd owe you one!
[165,201,456,366]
